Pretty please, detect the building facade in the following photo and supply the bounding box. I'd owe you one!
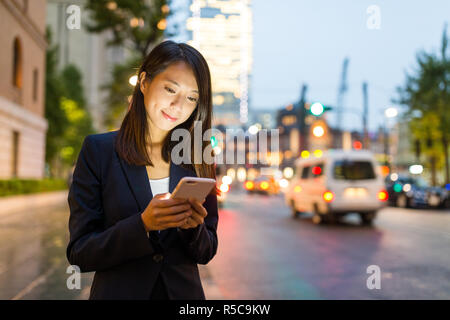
[186,0,253,128]
[46,0,129,132]
[0,0,48,179]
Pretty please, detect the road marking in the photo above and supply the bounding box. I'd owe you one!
[11,264,59,300]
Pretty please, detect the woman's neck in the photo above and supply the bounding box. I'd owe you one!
[147,126,169,163]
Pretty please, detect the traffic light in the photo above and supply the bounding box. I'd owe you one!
[310,102,324,116]
[307,102,332,117]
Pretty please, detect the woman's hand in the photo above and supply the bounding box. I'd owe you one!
[179,197,208,229]
[141,193,192,232]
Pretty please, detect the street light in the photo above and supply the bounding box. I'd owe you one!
[385,107,398,118]
[312,125,325,137]
[129,75,138,86]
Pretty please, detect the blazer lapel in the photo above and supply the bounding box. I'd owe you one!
[116,154,153,215]
[117,150,195,246]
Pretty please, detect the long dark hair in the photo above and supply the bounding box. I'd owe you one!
[115,40,216,185]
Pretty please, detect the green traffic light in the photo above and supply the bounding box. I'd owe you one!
[310,102,324,116]
[211,136,218,148]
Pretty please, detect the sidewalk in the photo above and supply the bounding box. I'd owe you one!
[0,190,68,217]
[0,190,223,300]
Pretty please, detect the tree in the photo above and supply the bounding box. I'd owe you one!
[45,28,95,178]
[45,28,69,169]
[85,0,176,58]
[84,0,177,128]
[395,24,450,185]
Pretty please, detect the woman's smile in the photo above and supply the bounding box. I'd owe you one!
[161,110,178,122]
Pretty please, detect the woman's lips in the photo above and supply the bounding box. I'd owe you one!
[161,110,178,122]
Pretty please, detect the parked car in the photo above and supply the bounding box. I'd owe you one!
[244,176,280,195]
[285,149,388,225]
[385,174,448,209]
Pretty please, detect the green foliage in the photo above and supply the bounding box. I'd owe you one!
[84,0,176,57]
[102,55,141,129]
[44,28,95,177]
[395,24,450,183]
[84,0,178,128]
[45,28,68,164]
[0,179,68,197]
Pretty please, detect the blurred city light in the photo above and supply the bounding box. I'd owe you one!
[274,170,283,180]
[403,184,412,192]
[279,178,289,188]
[390,173,398,181]
[129,75,138,86]
[157,19,167,30]
[353,140,362,150]
[312,125,325,137]
[260,181,269,190]
[323,191,334,202]
[237,167,247,182]
[283,167,294,179]
[219,183,230,193]
[213,146,221,155]
[385,107,398,118]
[245,181,254,190]
[226,168,236,180]
[210,136,218,148]
[222,175,232,185]
[380,165,390,177]
[378,190,389,201]
[409,164,423,174]
[248,125,259,135]
[312,166,322,175]
[313,149,323,158]
[310,102,324,116]
[393,183,402,192]
[106,1,117,10]
[301,150,310,159]
[294,185,302,193]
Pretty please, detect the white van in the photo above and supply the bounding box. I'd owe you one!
[285,149,388,225]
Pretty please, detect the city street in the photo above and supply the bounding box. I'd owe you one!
[210,189,450,300]
[0,189,449,299]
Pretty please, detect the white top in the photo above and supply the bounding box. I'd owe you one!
[148,177,170,236]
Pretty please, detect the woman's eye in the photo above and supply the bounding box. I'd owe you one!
[188,97,198,102]
[165,87,175,93]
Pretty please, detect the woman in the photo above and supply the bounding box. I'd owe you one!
[66,40,219,300]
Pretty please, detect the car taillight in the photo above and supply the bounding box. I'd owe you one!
[260,181,269,190]
[245,181,254,190]
[378,190,388,201]
[220,183,230,193]
[323,191,334,202]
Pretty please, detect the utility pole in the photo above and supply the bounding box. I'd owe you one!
[298,84,308,152]
[362,82,369,149]
[336,57,349,148]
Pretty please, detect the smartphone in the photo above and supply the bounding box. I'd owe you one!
[170,177,216,201]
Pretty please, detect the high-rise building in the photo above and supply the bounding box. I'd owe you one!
[185,0,252,128]
[0,0,48,178]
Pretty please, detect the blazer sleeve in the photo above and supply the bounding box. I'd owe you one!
[176,193,219,265]
[66,135,156,272]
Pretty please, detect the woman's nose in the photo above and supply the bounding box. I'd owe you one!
[169,94,184,111]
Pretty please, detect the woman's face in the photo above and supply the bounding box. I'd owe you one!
[140,61,199,133]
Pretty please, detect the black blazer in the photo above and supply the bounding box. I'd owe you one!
[66,130,219,300]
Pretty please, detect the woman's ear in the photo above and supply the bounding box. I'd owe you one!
[139,71,147,94]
